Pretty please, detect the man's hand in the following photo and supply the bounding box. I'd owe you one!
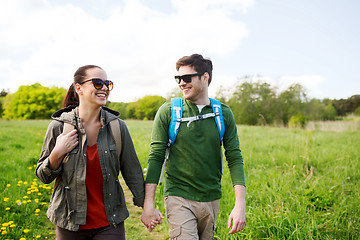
[141,183,164,232]
[141,207,164,232]
[227,204,245,234]
[227,185,246,234]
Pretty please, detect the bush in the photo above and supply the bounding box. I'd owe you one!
[288,114,307,128]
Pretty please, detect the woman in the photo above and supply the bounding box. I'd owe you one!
[36,65,149,239]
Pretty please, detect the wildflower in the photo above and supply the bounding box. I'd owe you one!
[20,238,26,240]
[23,196,29,199]
[35,199,39,203]
[36,235,41,238]
[1,227,5,230]
[6,184,10,187]
[28,167,32,170]
[3,197,9,202]
[23,181,28,185]
[8,221,13,224]
[5,207,10,211]
[16,200,22,206]
[2,223,9,227]
[35,209,40,213]
[38,193,42,196]
[23,228,30,233]
[1,230,7,235]
[10,224,16,227]
[18,180,23,184]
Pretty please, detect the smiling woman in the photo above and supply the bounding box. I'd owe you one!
[35,65,149,240]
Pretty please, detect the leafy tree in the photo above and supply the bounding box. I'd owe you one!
[332,95,360,116]
[323,104,337,120]
[107,102,129,119]
[127,95,166,120]
[355,106,360,116]
[228,79,277,125]
[0,89,8,97]
[278,84,307,126]
[2,83,66,119]
[166,87,183,99]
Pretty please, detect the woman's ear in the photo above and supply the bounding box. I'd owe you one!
[74,83,82,95]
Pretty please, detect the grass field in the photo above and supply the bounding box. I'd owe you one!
[0,119,359,239]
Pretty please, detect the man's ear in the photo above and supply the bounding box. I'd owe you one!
[202,72,210,84]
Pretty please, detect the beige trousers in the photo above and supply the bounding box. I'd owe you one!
[165,196,220,240]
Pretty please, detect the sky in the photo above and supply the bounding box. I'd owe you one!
[1,0,359,103]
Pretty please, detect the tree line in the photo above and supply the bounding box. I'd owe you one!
[0,81,359,127]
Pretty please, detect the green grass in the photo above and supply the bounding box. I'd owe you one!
[0,120,359,239]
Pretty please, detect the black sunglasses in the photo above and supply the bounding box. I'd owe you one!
[174,73,204,84]
[80,78,114,91]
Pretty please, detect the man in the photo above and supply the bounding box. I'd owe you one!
[141,54,246,239]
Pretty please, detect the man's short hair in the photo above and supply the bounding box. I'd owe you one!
[176,54,213,85]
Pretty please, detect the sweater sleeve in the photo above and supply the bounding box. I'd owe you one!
[222,105,246,186]
[145,102,171,184]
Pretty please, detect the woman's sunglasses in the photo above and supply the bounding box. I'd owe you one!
[80,78,114,91]
[174,73,204,84]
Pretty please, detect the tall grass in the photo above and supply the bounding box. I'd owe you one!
[0,120,359,239]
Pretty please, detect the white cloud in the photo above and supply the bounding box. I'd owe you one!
[0,0,252,102]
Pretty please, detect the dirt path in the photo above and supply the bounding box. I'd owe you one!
[119,178,167,240]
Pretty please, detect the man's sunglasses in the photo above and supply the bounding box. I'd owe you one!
[80,78,114,91]
[174,73,204,84]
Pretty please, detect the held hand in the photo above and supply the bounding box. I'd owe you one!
[227,204,246,234]
[141,207,164,232]
[53,129,79,156]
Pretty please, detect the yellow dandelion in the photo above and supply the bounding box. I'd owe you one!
[35,199,39,203]
[27,191,31,195]
[23,181,28,185]
[37,193,42,196]
[49,231,54,234]
[1,230,7,235]
[2,223,9,227]
[36,235,41,238]
[41,202,47,205]
[28,167,32,170]
[18,180,23,184]
[23,228,30,233]
[6,184,10,187]
[8,221,13,224]
[20,238,26,240]
[5,207,10,211]
[23,196,29,199]
[10,224,16,227]
[3,197,9,202]
[35,209,40,213]
[1,227,5,230]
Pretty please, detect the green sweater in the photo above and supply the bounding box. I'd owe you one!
[145,99,245,202]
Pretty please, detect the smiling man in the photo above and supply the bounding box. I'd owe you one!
[141,54,246,239]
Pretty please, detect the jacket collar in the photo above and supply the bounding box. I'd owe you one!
[52,105,120,126]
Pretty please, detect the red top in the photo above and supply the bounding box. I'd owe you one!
[79,144,109,230]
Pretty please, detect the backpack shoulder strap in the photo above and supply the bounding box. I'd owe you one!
[168,97,183,146]
[110,119,122,159]
[209,98,225,142]
[63,122,74,135]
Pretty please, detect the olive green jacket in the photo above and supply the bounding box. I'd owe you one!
[36,106,145,231]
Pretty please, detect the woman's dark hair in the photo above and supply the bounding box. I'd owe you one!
[176,54,213,85]
[62,65,103,107]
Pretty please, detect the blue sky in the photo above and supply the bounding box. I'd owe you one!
[0,0,359,102]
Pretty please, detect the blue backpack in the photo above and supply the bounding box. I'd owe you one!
[158,97,225,185]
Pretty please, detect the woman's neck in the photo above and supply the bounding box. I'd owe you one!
[78,103,101,126]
